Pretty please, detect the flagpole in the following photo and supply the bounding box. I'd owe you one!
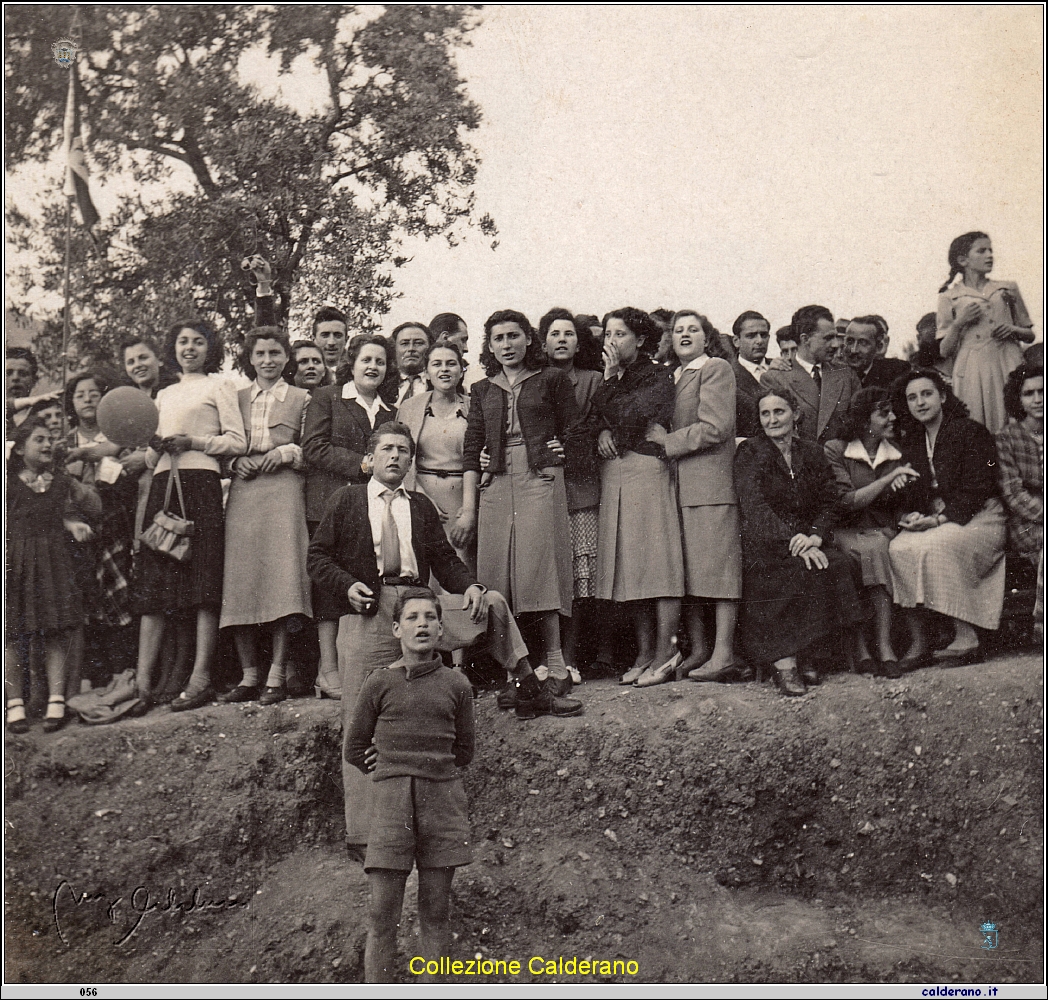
[62,197,73,422]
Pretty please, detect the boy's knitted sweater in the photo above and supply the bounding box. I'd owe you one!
[345,654,475,781]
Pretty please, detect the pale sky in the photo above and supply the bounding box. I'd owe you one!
[7,5,1044,360]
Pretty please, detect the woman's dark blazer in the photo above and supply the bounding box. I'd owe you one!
[897,412,998,526]
[591,359,676,458]
[301,384,395,523]
[733,433,843,562]
[463,367,582,474]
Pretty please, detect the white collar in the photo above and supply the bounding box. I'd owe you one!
[737,355,767,376]
[843,438,903,468]
[251,379,289,401]
[367,476,408,501]
[674,354,710,383]
[342,381,391,410]
[795,355,816,376]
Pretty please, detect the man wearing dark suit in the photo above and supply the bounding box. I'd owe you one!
[761,304,861,443]
[730,310,772,437]
[308,422,581,855]
[844,315,911,389]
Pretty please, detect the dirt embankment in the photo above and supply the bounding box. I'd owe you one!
[4,652,1042,984]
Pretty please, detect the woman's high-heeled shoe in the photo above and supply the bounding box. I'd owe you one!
[314,674,342,700]
[635,652,683,687]
[619,661,651,685]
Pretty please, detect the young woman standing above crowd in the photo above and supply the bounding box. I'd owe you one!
[937,232,1034,433]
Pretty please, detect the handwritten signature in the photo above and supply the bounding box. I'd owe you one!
[52,880,248,946]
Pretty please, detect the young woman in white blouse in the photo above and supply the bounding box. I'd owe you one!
[132,320,246,714]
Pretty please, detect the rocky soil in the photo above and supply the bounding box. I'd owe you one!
[4,652,1043,984]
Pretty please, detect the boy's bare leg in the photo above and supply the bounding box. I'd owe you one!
[366,868,409,983]
[417,866,455,982]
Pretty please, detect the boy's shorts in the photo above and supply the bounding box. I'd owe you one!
[364,775,473,872]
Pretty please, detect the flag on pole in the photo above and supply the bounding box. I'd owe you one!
[63,61,99,229]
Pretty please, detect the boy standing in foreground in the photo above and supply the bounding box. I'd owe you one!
[345,586,475,983]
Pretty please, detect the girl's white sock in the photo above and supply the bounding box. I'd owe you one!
[7,698,26,723]
[546,649,568,680]
[45,695,65,720]
[264,663,286,689]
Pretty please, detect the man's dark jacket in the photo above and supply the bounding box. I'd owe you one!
[307,483,476,619]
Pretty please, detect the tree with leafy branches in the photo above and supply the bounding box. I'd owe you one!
[5,4,495,377]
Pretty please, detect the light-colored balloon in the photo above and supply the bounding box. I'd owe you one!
[96,386,159,448]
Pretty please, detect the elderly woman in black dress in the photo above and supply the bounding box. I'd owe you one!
[734,387,867,695]
[591,307,684,685]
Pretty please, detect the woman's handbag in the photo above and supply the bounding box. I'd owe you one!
[140,455,194,562]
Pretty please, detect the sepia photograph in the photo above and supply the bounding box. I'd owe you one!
[4,4,1044,990]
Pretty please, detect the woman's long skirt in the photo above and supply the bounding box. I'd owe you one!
[476,443,572,616]
[219,467,312,628]
[596,451,684,602]
[135,469,225,614]
[888,498,1006,630]
[740,547,867,664]
[680,504,742,600]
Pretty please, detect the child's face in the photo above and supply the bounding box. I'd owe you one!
[392,599,442,655]
[18,426,54,470]
[36,404,64,438]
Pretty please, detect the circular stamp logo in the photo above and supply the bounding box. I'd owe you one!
[51,38,80,67]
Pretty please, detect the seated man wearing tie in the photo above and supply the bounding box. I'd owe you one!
[308,422,582,859]
[761,304,861,443]
[390,322,435,406]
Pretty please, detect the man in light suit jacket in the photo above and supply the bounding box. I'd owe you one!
[760,304,860,443]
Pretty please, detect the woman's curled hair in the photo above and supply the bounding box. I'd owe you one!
[334,333,397,391]
[838,386,893,444]
[479,309,547,376]
[601,307,661,360]
[1003,363,1043,423]
[889,366,969,444]
[239,327,292,380]
[163,318,226,375]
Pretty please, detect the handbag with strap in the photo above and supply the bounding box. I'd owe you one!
[140,455,195,563]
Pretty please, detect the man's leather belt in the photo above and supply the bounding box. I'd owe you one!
[381,575,423,586]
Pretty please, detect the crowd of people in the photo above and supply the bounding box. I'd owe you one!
[4,231,1043,739]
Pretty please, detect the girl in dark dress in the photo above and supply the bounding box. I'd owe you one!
[734,388,867,695]
[6,419,100,733]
